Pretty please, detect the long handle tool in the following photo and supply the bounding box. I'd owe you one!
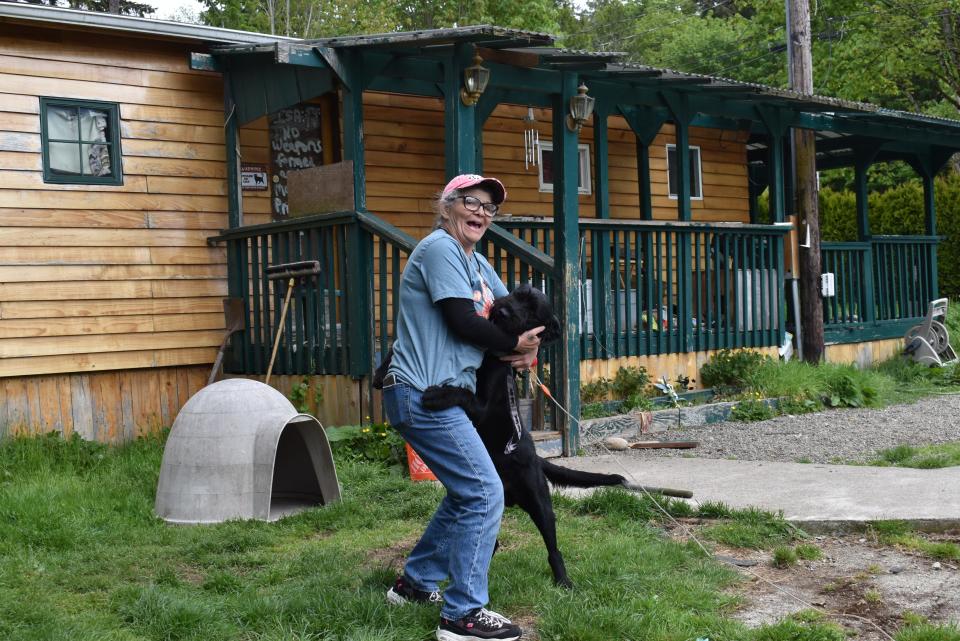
[265,260,320,385]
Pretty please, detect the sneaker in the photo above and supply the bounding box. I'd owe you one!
[436,607,522,641]
[386,576,443,606]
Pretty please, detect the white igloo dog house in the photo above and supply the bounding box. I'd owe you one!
[155,378,341,524]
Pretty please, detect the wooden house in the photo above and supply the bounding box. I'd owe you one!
[3,4,959,453]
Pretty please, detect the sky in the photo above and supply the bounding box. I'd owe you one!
[146,0,205,22]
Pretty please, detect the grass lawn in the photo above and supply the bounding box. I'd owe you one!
[870,442,960,469]
[0,433,955,641]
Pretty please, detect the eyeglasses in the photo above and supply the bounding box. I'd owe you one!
[458,195,499,217]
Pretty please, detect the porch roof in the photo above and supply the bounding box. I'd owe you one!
[207,24,960,155]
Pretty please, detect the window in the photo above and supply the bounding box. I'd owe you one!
[40,98,122,185]
[666,144,702,199]
[538,141,591,195]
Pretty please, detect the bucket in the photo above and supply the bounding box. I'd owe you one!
[405,443,437,482]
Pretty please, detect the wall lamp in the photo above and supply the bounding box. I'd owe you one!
[460,54,490,106]
[566,82,595,132]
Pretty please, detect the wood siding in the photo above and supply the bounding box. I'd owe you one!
[1,364,208,440]
[363,93,750,239]
[0,24,270,384]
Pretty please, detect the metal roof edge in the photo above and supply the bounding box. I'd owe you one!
[0,1,293,45]
[306,24,554,48]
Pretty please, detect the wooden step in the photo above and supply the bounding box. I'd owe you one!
[532,430,563,458]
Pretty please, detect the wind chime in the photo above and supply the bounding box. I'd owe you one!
[523,107,539,170]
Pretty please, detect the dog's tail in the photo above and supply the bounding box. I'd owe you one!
[542,460,694,498]
[540,459,626,488]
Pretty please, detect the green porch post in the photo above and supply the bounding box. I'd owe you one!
[444,43,478,178]
[853,148,875,240]
[474,91,500,173]
[661,92,694,351]
[661,92,693,222]
[922,171,939,299]
[593,104,610,220]
[341,53,367,212]
[755,107,787,223]
[591,103,612,357]
[340,52,372,376]
[909,149,951,300]
[554,73,581,456]
[854,146,879,325]
[619,105,667,222]
[224,79,242,228]
[619,105,667,355]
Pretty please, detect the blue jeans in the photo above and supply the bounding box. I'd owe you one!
[382,381,504,620]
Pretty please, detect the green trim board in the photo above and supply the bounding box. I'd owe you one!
[39,97,123,186]
[824,318,919,344]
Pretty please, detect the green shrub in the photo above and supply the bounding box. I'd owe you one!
[730,397,775,422]
[772,545,798,567]
[621,393,652,412]
[815,363,892,409]
[818,187,858,242]
[610,366,650,399]
[700,349,771,392]
[795,543,823,561]
[580,377,612,403]
[325,423,406,469]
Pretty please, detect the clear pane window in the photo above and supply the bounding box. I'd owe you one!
[666,144,703,199]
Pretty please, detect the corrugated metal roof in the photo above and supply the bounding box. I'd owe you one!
[307,24,552,50]
[0,1,292,44]
[588,60,960,129]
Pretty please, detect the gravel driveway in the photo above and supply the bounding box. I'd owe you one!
[585,393,960,464]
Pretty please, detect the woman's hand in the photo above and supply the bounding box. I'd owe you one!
[501,350,538,370]
[514,326,544,354]
[501,326,543,370]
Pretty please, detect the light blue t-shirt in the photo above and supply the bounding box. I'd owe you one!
[388,229,508,392]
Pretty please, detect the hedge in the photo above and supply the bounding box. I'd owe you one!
[819,174,960,297]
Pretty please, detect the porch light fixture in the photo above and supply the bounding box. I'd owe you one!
[460,54,490,106]
[566,82,595,133]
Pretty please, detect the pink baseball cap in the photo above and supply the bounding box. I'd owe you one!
[441,174,507,204]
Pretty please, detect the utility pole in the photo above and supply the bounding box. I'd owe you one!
[786,0,824,363]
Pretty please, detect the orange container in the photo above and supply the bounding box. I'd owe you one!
[405,443,437,482]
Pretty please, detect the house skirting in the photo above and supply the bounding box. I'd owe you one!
[825,337,904,368]
[580,347,780,390]
[1,366,208,442]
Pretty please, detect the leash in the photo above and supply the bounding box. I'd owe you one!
[530,371,896,641]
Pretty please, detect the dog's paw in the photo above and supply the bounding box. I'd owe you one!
[555,576,574,589]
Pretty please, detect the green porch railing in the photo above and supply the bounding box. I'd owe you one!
[209,210,415,378]
[496,218,790,358]
[822,235,941,341]
[821,241,870,328]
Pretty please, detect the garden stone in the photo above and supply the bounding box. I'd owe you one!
[604,436,631,451]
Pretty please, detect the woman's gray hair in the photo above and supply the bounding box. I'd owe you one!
[432,188,461,230]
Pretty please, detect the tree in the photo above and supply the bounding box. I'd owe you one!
[18,0,155,17]
[197,0,566,39]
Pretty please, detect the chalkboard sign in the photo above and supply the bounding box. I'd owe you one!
[269,105,324,219]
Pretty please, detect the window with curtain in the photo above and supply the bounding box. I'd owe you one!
[40,98,122,185]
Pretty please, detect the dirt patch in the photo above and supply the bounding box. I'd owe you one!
[704,532,960,639]
[365,534,419,570]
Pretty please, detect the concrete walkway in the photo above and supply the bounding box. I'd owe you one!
[554,455,960,531]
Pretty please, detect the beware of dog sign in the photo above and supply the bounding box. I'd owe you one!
[241,164,268,191]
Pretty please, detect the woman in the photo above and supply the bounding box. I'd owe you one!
[382,174,542,641]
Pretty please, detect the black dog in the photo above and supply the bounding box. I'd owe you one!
[374,284,632,588]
